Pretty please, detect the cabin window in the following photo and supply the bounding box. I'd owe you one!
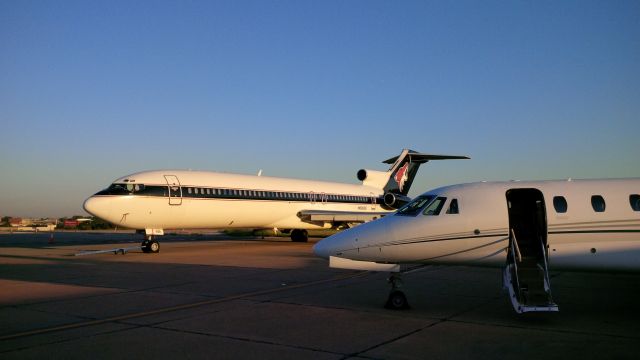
[187,188,192,194]
[553,196,568,213]
[397,195,435,216]
[423,197,447,216]
[630,195,640,211]
[591,195,606,212]
[446,199,459,214]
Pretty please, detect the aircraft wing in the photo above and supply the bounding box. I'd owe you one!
[297,210,391,223]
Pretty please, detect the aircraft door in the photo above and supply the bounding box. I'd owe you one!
[164,175,182,205]
[504,188,557,313]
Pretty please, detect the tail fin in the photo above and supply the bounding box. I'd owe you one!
[382,149,469,196]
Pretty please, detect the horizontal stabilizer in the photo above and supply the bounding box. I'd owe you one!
[330,256,400,272]
[383,151,470,164]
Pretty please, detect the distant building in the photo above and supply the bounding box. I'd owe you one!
[63,220,80,228]
[6,217,57,232]
[9,218,25,227]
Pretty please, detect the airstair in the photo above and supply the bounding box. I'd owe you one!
[504,188,558,313]
[504,228,558,313]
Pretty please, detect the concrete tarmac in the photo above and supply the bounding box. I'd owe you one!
[0,231,639,359]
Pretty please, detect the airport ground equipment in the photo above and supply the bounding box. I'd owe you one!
[75,245,143,256]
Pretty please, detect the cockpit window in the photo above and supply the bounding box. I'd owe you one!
[95,183,161,196]
[423,197,446,216]
[446,199,459,214]
[396,195,435,216]
[125,184,145,192]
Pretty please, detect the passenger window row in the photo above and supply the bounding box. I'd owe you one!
[183,187,372,204]
[552,194,640,213]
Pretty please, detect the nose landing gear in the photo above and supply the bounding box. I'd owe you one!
[385,273,409,309]
[141,236,160,253]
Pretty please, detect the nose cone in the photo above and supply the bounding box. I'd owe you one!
[313,233,344,259]
[314,216,394,260]
[83,196,112,220]
[311,222,376,259]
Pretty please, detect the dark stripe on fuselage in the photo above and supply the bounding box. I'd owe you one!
[359,228,640,251]
[94,184,381,205]
[549,229,640,235]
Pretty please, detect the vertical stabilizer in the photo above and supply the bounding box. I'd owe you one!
[381,149,469,196]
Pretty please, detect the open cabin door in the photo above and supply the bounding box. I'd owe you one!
[164,175,182,205]
[503,188,558,313]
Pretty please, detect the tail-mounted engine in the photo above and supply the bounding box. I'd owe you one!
[357,169,392,189]
[383,192,411,210]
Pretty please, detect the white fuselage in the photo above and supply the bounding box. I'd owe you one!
[84,170,387,231]
[314,179,640,272]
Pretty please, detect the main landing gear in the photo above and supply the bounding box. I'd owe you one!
[385,272,410,310]
[290,229,308,242]
[141,235,160,253]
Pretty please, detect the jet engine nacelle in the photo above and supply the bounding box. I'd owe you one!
[383,192,411,209]
[357,169,390,189]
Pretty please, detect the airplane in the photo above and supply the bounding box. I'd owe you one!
[83,149,468,253]
[313,178,640,313]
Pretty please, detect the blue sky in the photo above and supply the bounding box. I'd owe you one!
[1,0,638,217]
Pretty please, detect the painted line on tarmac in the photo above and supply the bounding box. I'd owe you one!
[0,271,368,341]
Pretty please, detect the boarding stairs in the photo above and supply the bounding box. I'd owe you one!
[503,228,558,313]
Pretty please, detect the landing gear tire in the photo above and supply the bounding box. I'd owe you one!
[141,236,160,253]
[290,229,308,242]
[148,240,160,253]
[385,272,409,310]
[385,290,409,310]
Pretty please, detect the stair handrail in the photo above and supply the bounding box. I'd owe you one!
[508,228,523,301]
[540,238,553,298]
[510,228,522,263]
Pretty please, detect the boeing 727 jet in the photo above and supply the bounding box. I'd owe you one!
[83,149,468,253]
[313,178,640,313]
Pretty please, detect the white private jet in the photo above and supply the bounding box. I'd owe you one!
[83,149,468,253]
[313,178,640,313]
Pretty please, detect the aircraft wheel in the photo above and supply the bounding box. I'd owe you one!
[291,229,308,242]
[148,240,160,253]
[141,240,151,253]
[385,290,410,310]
